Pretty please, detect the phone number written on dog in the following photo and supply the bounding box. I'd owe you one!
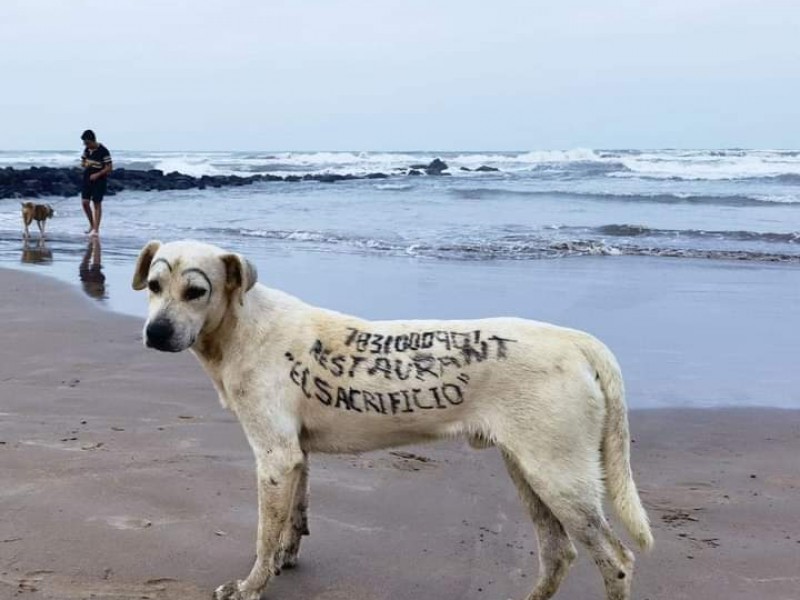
[285,327,517,415]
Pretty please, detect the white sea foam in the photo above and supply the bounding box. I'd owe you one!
[150,155,229,177]
[3,148,800,181]
[613,152,800,180]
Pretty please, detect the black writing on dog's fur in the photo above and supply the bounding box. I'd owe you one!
[343,327,516,360]
[287,355,467,415]
[308,334,515,382]
[284,327,510,414]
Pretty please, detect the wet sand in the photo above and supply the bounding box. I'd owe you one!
[1,268,799,600]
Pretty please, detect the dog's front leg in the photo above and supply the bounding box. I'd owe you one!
[275,452,309,569]
[215,447,303,600]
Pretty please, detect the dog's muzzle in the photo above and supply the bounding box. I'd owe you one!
[145,318,181,352]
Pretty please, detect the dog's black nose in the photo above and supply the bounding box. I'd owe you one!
[145,319,175,351]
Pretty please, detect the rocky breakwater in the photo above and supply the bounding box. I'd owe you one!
[0,159,500,199]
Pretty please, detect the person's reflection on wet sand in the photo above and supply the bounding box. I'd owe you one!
[21,238,53,264]
[79,237,106,300]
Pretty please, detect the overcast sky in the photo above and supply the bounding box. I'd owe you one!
[1,0,798,150]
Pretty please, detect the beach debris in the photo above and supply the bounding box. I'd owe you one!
[80,441,104,450]
[660,509,701,525]
[388,450,434,464]
[105,516,152,530]
[17,579,38,593]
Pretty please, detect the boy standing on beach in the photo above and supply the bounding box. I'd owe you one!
[80,129,112,237]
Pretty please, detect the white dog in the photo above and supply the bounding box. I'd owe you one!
[132,240,653,600]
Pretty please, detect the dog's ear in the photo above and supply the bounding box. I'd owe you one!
[132,240,162,290]
[220,253,258,306]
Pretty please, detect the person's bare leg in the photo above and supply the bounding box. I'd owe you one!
[82,198,94,233]
[91,202,102,236]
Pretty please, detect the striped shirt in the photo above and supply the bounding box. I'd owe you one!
[82,144,112,175]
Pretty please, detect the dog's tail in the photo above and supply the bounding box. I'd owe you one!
[578,336,654,552]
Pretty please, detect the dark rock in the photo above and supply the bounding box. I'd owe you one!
[311,174,345,183]
[460,167,472,171]
[476,165,500,172]
[0,164,406,199]
[425,158,448,175]
[407,169,423,176]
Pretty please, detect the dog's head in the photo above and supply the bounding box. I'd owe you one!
[131,240,257,353]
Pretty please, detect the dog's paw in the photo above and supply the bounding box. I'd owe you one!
[213,580,261,600]
[213,581,239,600]
[213,580,265,600]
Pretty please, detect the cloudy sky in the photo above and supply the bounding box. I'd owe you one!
[1,0,798,150]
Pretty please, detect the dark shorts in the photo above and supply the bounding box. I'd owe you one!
[82,176,107,202]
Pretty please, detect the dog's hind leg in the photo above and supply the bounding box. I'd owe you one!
[559,504,634,600]
[508,450,635,600]
[275,452,309,569]
[502,452,576,600]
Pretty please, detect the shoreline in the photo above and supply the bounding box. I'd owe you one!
[1,267,799,600]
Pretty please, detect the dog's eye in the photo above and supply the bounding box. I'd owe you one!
[148,280,161,294]
[184,286,206,301]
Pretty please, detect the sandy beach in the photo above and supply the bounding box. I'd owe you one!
[1,266,799,600]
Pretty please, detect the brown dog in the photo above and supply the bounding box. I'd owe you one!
[21,202,54,239]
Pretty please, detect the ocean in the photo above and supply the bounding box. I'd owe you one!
[1,148,798,409]
[1,148,799,264]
